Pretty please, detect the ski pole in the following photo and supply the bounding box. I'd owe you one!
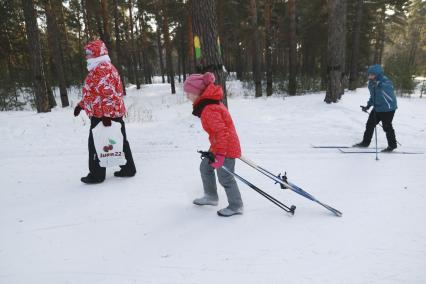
[239,156,343,217]
[373,111,379,160]
[197,151,296,215]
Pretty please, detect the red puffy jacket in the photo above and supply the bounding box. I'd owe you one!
[79,40,126,118]
[194,84,241,158]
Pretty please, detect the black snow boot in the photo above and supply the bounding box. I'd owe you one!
[81,173,104,184]
[353,142,369,148]
[381,145,397,152]
[114,168,136,177]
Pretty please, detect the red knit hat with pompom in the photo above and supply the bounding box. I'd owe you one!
[183,72,215,96]
[84,39,108,59]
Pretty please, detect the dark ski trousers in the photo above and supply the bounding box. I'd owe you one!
[88,117,136,181]
[362,109,397,148]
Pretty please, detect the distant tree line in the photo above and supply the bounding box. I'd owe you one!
[0,0,425,112]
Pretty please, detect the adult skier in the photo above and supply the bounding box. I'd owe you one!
[353,64,398,152]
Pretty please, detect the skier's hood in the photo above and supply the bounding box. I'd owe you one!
[367,64,384,76]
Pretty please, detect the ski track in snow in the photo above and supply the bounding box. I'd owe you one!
[0,83,426,284]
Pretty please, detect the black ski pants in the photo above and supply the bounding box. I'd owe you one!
[362,109,397,148]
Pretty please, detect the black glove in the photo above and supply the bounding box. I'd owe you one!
[360,105,370,112]
[74,105,82,117]
[102,116,112,127]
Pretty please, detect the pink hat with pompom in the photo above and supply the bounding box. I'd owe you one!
[183,72,215,96]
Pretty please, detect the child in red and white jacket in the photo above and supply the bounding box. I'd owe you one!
[184,72,243,217]
[74,39,136,184]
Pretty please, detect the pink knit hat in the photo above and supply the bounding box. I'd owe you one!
[183,72,215,96]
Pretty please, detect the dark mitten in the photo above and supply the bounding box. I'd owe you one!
[74,105,82,117]
[102,116,112,127]
[360,105,370,112]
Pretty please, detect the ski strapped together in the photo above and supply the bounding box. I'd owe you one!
[197,151,296,215]
[238,156,343,217]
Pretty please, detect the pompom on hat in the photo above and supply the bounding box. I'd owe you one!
[183,72,215,96]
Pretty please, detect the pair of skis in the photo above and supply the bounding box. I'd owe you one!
[198,151,342,217]
[238,156,342,217]
[312,145,424,154]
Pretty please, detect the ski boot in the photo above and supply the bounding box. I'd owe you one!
[193,195,218,206]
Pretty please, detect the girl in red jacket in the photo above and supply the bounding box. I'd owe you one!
[184,72,243,217]
[74,39,136,184]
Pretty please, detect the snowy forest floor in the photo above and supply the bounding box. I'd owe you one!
[1,82,425,283]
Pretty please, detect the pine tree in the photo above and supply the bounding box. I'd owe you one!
[191,0,227,106]
[250,0,262,97]
[43,0,69,107]
[21,0,51,112]
[325,0,346,103]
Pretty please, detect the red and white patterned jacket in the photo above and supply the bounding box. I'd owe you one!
[78,40,126,118]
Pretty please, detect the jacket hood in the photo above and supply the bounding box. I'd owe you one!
[194,84,223,105]
[85,39,109,59]
[368,64,384,76]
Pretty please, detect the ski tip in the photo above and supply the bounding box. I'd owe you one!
[333,211,343,217]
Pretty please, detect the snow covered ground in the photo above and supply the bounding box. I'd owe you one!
[1,82,426,283]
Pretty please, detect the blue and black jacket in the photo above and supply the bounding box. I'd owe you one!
[367,64,397,112]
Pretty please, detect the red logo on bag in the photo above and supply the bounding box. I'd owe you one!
[103,138,116,153]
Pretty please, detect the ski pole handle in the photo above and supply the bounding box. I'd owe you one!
[198,150,215,163]
[360,105,369,113]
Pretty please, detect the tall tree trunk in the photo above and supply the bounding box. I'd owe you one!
[100,0,113,53]
[162,3,176,94]
[44,0,69,107]
[250,0,263,97]
[4,30,18,103]
[373,4,386,64]
[75,0,85,84]
[349,0,364,90]
[112,0,127,95]
[339,0,347,99]
[265,0,273,96]
[187,0,195,74]
[288,0,297,96]
[128,0,140,89]
[178,49,182,83]
[85,0,100,38]
[325,0,345,103]
[123,25,135,84]
[134,17,144,85]
[81,0,91,41]
[155,14,166,83]
[235,46,243,80]
[52,1,72,87]
[43,56,57,109]
[192,0,228,106]
[22,0,51,113]
[180,24,187,81]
